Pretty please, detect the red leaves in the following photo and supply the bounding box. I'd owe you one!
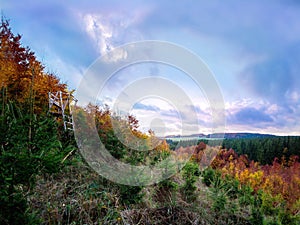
[213,148,300,214]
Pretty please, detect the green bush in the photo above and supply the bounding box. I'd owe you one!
[158,178,178,191]
[181,161,200,201]
[238,185,254,206]
[260,192,284,216]
[0,102,66,224]
[250,207,264,225]
[118,184,144,205]
[249,192,264,225]
[202,167,216,186]
[209,174,229,212]
[223,174,240,199]
[278,210,299,225]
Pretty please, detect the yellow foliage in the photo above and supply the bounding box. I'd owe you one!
[248,170,264,188]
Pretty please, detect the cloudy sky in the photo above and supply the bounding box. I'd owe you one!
[1,0,300,136]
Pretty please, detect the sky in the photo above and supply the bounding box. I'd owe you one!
[1,0,300,136]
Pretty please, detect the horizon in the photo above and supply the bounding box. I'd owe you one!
[2,1,300,136]
[161,131,300,138]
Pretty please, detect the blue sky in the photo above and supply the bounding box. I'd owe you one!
[1,0,300,135]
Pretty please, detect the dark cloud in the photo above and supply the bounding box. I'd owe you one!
[231,107,273,125]
[240,42,300,107]
[242,59,291,98]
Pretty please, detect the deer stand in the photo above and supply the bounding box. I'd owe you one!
[48,91,77,131]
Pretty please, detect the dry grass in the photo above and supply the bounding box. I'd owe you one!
[28,156,251,224]
[121,206,208,225]
[28,160,123,224]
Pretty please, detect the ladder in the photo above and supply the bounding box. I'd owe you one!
[48,91,77,130]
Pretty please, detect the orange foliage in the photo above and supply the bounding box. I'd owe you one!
[81,104,171,154]
[0,19,66,113]
[213,149,300,214]
[175,143,220,169]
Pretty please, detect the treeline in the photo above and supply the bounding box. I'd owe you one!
[221,136,300,165]
[167,136,300,165]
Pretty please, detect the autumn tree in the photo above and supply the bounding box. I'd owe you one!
[0,18,66,114]
[0,18,72,224]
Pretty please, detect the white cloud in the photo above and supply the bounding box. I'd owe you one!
[78,8,150,60]
[81,13,113,55]
[285,90,300,103]
[128,99,218,136]
[102,48,128,63]
[265,104,280,115]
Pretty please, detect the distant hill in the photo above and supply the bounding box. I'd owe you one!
[164,133,206,139]
[210,132,277,139]
[165,132,277,140]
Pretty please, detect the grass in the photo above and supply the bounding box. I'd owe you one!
[27,154,255,224]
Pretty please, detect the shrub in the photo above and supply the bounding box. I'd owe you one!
[202,167,216,186]
[181,161,200,201]
[118,184,144,205]
[0,102,65,224]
